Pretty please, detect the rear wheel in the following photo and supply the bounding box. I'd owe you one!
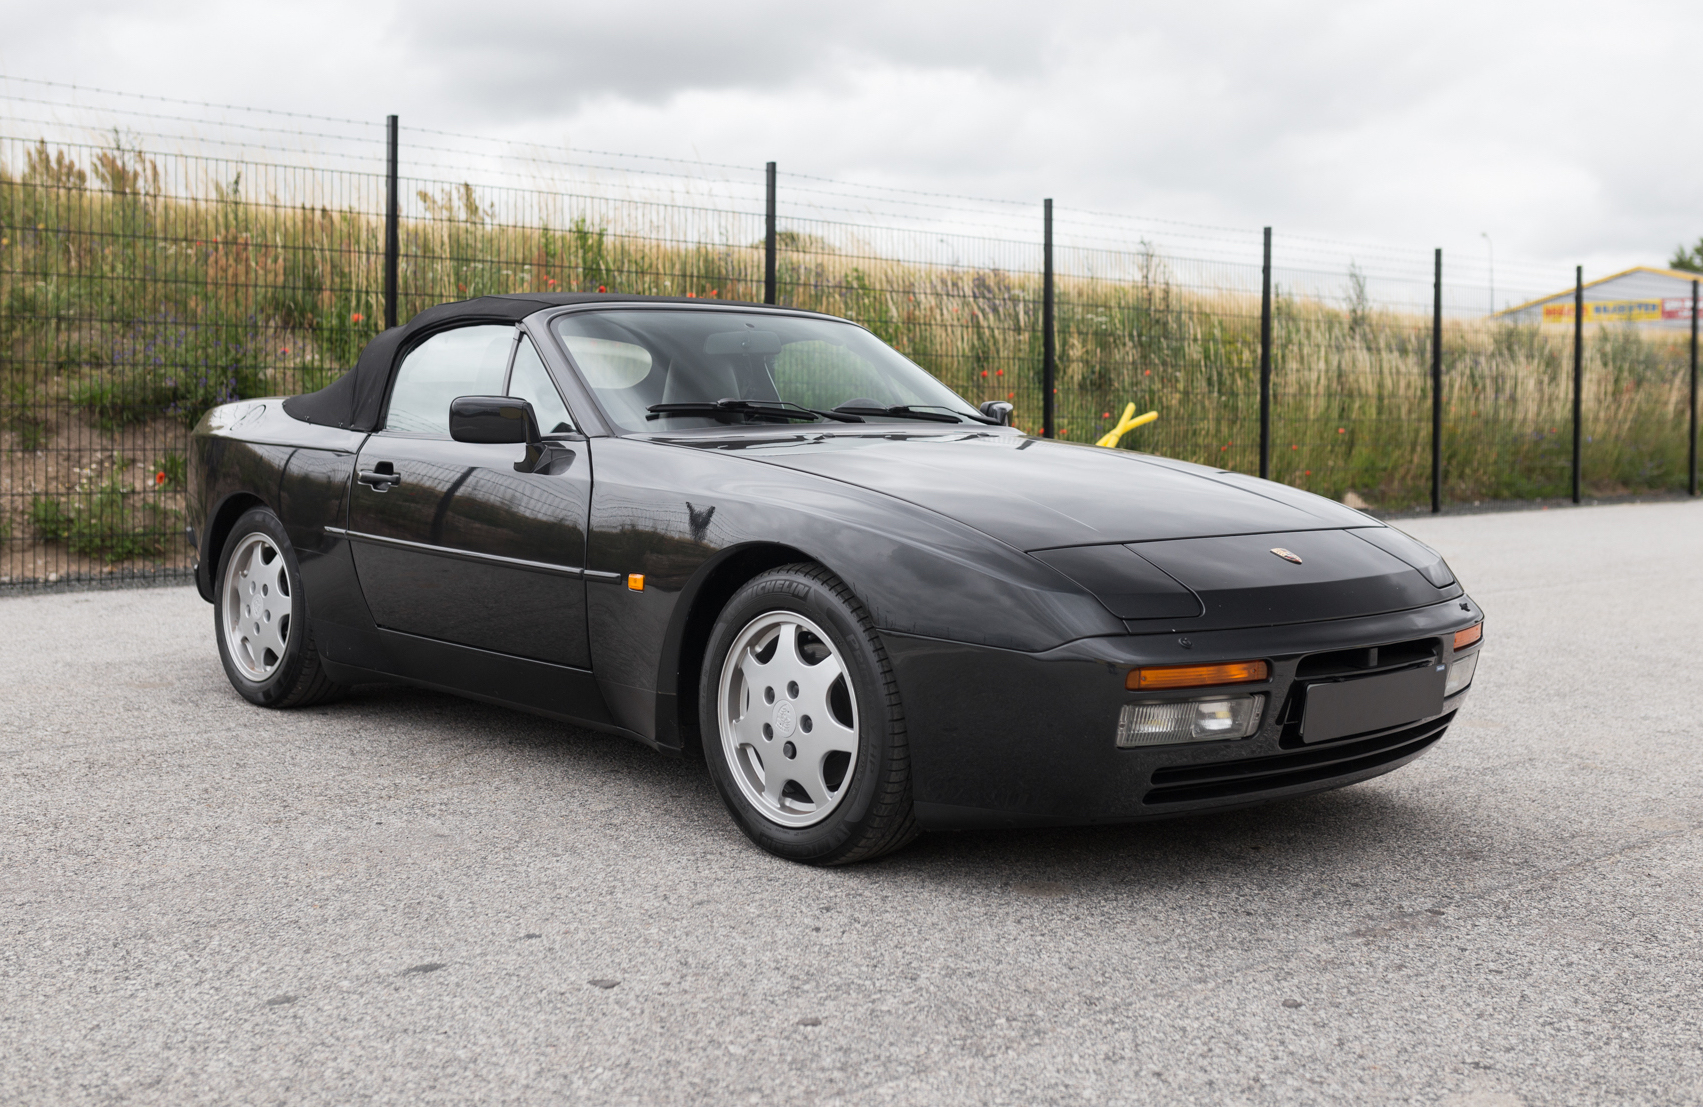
[213,507,342,708]
[701,564,917,865]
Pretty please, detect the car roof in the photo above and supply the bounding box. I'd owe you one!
[280,292,838,432]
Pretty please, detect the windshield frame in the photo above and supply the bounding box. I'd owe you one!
[536,302,993,437]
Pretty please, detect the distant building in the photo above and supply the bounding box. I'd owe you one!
[1498,266,1702,331]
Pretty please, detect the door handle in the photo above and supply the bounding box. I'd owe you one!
[358,465,402,491]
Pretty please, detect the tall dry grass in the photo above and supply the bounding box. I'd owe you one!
[1,137,1694,577]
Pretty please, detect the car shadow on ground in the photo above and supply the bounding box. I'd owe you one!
[324,682,1470,901]
[884,788,1455,888]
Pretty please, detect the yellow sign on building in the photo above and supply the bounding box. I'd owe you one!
[1542,299,1666,324]
[1501,268,1703,330]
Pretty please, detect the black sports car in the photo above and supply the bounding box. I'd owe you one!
[190,293,1482,864]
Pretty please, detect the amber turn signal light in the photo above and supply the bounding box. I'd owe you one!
[1453,623,1482,650]
[1128,659,1269,691]
[627,573,645,591]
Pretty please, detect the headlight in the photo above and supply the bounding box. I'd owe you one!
[1444,652,1478,697]
[1116,694,1265,747]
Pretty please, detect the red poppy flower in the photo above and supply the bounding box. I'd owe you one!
[155,471,167,486]
[598,285,607,293]
[351,313,362,323]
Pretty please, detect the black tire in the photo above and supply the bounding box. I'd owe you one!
[213,507,343,708]
[700,563,918,865]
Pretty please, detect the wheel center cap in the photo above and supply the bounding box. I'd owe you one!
[773,701,796,738]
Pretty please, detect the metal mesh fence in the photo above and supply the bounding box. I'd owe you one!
[1,79,1696,590]
[0,137,388,586]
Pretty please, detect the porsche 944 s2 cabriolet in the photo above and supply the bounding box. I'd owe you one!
[189,293,1483,864]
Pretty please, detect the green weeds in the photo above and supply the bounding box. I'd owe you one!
[153,451,187,490]
[3,378,51,449]
[28,495,71,540]
[26,486,173,561]
[66,482,170,562]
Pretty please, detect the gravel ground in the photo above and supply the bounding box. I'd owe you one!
[3,501,1701,1106]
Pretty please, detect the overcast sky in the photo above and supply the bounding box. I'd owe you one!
[3,0,1699,283]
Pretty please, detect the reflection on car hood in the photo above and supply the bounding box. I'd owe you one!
[692,431,1372,550]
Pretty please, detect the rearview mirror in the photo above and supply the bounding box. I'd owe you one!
[979,400,1014,426]
[450,395,545,472]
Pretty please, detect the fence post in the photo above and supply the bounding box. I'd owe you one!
[1431,248,1443,514]
[764,162,777,306]
[1259,227,1272,479]
[1042,198,1055,438]
[384,115,399,329]
[1572,265,1583,504]
[1691,278,1698,497]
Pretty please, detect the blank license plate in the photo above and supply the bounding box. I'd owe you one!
[1303,664,1447,744]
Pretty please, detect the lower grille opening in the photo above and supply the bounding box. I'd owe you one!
[1295,636,1441,680]
[1142,712,1454,806]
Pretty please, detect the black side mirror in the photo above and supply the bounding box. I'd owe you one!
[979,400,1014,426]
[449,395,544,471]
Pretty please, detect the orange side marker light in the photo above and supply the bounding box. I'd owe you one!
[1453,623,1482,650]
[627,574,645,592]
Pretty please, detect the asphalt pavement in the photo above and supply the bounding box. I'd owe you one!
[3,501,1701,1106]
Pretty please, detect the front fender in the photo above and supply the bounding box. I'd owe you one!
[590,437,1119,643]
[584,437,1121,744]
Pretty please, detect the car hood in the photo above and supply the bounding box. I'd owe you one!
[703,431,1373,551]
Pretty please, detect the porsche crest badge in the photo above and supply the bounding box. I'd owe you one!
[1270,547,1303,564]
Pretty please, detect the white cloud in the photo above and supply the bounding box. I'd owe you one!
[2,0,1699,284]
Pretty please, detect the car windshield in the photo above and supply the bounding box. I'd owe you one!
[550,309,985,432]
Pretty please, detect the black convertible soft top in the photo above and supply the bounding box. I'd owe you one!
[280,292,756,431]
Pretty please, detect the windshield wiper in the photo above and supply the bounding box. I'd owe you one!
[903,404,1001,425]
[646,399,862,423]
[831,403,970,424]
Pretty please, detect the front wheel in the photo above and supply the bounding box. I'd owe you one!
[213,507,343,708]
[700,564,918,865]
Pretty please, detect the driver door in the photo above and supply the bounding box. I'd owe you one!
[346,324,593,669]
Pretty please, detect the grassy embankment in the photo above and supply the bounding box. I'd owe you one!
[1,139,1694,572]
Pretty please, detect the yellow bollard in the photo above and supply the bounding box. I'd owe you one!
[1096,403,1159,448]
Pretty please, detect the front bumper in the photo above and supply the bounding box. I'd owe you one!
[884,595,1480,830]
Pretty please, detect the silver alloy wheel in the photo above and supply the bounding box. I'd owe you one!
[718,610,860,828]
[221,532,292,682]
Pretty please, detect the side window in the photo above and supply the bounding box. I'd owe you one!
[507,335,576,434]
[384,324,515,434]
